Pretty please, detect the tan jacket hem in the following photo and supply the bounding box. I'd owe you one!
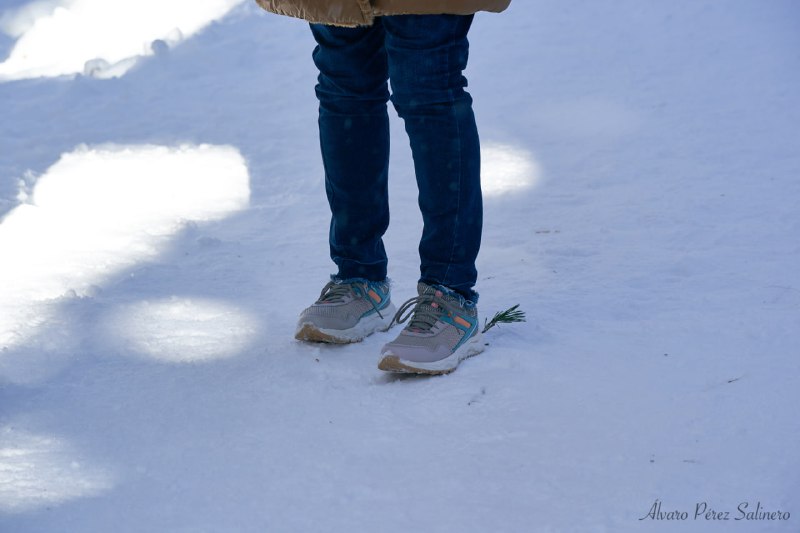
[256,0,510,27]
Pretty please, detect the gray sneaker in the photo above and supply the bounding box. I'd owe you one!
[295,279,395,343]
[378,282,484,374]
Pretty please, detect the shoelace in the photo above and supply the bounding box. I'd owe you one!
[317,281,353,303]
[318,280,386,319]
[389,291,463,333]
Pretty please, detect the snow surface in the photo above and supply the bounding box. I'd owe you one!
[0,0,247,80]
[1,0,799,531]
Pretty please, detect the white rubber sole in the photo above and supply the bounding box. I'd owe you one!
[378,332,485,375]
[295,303,397,344]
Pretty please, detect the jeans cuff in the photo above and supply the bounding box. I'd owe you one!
[331,274,391,287]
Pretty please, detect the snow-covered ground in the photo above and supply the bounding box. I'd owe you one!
[1,0,799,531]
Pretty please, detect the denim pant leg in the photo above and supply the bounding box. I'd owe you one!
[310,23,391,282]
[382,15,482,302]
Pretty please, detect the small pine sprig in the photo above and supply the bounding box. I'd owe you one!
[482,304,526,334]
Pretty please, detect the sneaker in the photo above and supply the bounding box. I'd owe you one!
[378,282,484,375]
[295,278,395,343]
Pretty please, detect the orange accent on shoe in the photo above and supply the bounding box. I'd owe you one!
[368,289,381,303]
[454,316,471,329]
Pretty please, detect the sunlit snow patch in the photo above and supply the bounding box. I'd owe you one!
[0,0,246,81]
[103,297,259,363]
[0,427,115,513]
[0,144,250,354]
[481,142,541,196]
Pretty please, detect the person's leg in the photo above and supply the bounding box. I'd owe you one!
[297,24,395,344]
[381,14,482,303]
[310,22,391,282]
[378,15,483,373]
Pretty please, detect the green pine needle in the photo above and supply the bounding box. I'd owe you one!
[482,304,526,333]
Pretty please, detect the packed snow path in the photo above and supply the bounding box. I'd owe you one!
[1,1,798,531]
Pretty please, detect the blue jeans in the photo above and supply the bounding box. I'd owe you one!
[310,15,482,302]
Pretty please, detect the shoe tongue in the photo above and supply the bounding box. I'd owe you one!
[417,282,442,298]
[418,282,460,305]
[408,283,446,332]
[321,282,355,304]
